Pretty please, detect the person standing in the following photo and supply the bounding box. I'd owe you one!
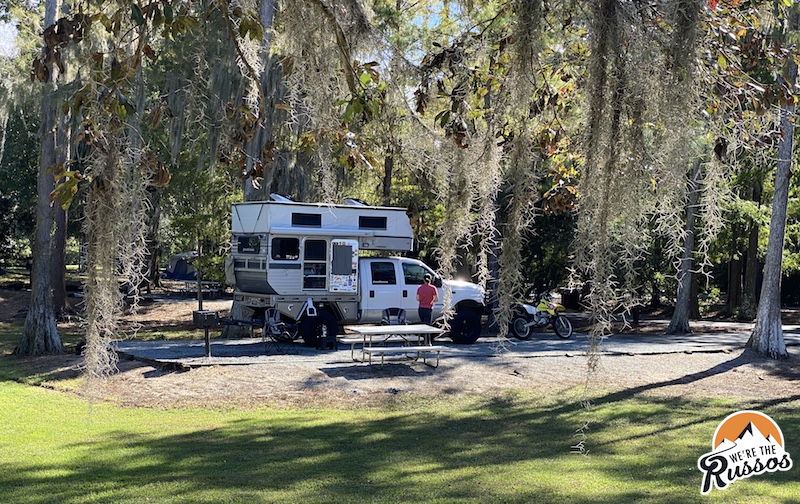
[416,274,438,325]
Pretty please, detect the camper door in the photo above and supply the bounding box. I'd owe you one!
[329,239,358,293]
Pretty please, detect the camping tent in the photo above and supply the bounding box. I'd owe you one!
[162,251,198,281]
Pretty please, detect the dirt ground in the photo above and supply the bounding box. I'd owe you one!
[2,286,800,409]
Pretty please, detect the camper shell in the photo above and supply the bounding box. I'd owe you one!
[229,199,486,345]
[231,199,413,298]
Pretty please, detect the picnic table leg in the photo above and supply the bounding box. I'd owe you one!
[204,327,211,357]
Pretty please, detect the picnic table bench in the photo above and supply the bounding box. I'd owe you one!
[361,345,446,368]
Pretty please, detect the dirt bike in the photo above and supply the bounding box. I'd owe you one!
[509,291,573,339]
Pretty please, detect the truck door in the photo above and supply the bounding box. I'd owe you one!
[400,261,441,323]
[360,260,401,323]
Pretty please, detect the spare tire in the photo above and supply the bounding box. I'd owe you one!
[299,311,338,347]
[449,310,481,344]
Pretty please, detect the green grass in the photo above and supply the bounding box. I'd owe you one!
[0,267,31,288]
[1,326,798,503]
[0,265,85,289]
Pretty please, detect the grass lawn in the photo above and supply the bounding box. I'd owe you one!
[0,324,797,503]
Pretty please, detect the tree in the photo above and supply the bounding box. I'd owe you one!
[0,105,38,261]
[667,160,702,334]
[747,8,798,358]
[19,0,62,355]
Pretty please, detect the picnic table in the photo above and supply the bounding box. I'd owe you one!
[180,281,223,299]
[342,324,446,368]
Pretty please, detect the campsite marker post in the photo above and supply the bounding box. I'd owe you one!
[192,310,218,358]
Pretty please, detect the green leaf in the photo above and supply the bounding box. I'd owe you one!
[163,3,174,23]
[359,72,372,87]
[717,54,727,70]
[131,4,145,26]
[434,110,451,127]
[247,20,263,41]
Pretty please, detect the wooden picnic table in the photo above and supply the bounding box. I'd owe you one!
[342,324,446,367]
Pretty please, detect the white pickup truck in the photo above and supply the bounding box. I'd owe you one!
[228,199,486,345]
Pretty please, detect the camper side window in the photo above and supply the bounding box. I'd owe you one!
[303,239,327,289]
[272,238,299,260]
[359,216,387,230]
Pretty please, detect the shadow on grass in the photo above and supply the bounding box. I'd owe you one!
[2,390,797,504]
[2,326,799,502]
[0,394,719,504]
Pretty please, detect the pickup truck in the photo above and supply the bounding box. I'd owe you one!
[232,256,486,346]
[228,199,487,345]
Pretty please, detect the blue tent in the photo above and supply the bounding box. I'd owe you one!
[162,251,198,281]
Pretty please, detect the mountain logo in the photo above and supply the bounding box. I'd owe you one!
[698,410,793,494]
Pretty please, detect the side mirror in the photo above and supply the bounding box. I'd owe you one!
[433,277,443,288]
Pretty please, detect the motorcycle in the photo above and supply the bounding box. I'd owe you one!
[509,291,573,340]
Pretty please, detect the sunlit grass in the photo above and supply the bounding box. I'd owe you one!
[1,309,798,503]
[1,351,798,504]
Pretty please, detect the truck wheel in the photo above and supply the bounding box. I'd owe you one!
[300,311,338,347]
[449,310,481,344]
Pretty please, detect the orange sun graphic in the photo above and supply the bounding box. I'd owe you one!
[713,411,783,450]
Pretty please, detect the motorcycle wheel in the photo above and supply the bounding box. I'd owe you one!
[552,314,573,339]
[510,316,532,340]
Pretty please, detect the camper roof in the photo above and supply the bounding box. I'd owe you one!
[231,200,414,251]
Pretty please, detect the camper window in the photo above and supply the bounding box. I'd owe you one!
[358,216,387,230]
[237,236,261,254]
[304,240,326,260]
[303,239,327,289]
[371,262,397,285]
[272,238,300,260]
[331,244,354,275]
[291,213,322,227]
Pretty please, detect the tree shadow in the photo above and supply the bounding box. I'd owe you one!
[590,349,799,404]
[3,388,796,504]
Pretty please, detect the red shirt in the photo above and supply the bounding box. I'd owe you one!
[416,283,438,309]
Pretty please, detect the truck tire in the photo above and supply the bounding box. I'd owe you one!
[300,311,338,347]
[449,310,481,344]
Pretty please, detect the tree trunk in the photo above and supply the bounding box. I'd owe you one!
[667,159,701,334]
[744,222,760,298]
[225,0,276,337]
[747,44,796,358]
[51,205,68,316]
[51,108,70,317]
[740,182,762,320]
[690,271,701,320]
[20,0,62,354]
[727,257,743,315]
[144,192,163,291]
[382,153,393,206]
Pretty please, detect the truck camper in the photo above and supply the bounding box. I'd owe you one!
[228,197,486,346]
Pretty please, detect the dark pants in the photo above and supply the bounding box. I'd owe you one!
[418,307,432,325]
